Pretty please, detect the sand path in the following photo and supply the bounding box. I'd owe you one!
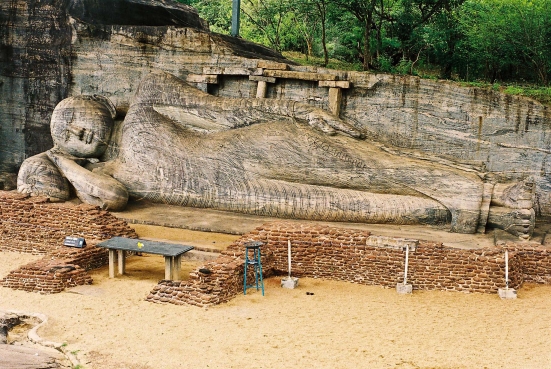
[1,246,550,369]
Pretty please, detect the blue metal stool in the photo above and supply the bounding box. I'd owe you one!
[243,241,264,295]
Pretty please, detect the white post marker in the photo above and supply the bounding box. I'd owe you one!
[505,249,509,289]
[288,239,292,278]
[403,243,409,285]
[281,239,299,289]
[396,244,413,294]
[498,249,517,299]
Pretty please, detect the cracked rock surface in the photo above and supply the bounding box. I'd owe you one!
[0,312,69,369]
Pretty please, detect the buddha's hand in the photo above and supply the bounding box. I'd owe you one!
[306,109,363,138]
[289,101,362,138]
[46,147,89,166]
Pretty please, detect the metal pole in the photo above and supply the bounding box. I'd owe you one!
[231,0,241,37]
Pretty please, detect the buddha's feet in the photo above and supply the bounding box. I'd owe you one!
[487,207,534,240]
[491,177,535,209]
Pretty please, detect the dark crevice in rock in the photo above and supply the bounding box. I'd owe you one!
[67,0,208,29]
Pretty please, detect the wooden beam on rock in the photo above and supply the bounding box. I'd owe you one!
[263,69,338,81]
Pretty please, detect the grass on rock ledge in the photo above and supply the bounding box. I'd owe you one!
[284,51,551,107]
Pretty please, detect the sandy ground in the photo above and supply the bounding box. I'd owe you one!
[1,245,550,369]
[128,224,240,252]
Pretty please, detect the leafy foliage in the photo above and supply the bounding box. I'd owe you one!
[176,0,551,89]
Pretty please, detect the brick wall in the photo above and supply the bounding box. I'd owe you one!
[3,190,547,300]
[147,222,550,307]
[1,260,92,294]
[505,244,551,284]
[0,191,138,293]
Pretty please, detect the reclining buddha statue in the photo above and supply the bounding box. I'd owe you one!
[17,72,535,238]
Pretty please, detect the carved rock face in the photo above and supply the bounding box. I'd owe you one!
[17,153,71,201]
[50,96,116,158]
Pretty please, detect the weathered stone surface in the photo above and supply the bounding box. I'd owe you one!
[186,74,219,84]
[0,172,17,190]
[257,60,288,70]
[67,0,208,28]
[319,80,351,88]
[263,69,338,81]
[0,0,71,173]
[0,313,21,344]
[16,153,71,202]
[3,0,551,235]
[18,71,538,238]
[342,73,551,205]
[0,345,60,369]
[249,75,277,83]
[203,66,263,76]
[0,311,65,368]
[0,0,286,173]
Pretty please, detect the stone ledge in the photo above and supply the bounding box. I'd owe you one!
[319,80,351,88]
[186,74,218,84]
[249,75,277,83]
[257,61,288,70]
[203,66,263,76]
[263,69,338,81]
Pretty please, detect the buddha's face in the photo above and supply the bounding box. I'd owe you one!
[50,95,116,158]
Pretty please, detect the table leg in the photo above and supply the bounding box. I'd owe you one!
[172,255,182,280]
[108,249,116,278]
[165,256,173,280]
[117,250,126,275]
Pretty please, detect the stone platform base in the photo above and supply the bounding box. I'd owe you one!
[498,288,517,299]
[281,277,299,289]
[396,283,413,294]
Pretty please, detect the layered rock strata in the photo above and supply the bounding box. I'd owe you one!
[2,0,551,220]
[0,0,282,174]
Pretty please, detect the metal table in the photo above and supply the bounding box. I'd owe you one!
[96,237,194,280]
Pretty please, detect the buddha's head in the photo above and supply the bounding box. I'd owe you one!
[50,95,116,158]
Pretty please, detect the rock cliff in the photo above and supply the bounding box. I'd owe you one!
[0,0,284,174]
[2,0,551,217]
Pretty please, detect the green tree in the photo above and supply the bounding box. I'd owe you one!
[505,0,551,85]
[385,0,462,73]
[177,0,551,86]
[427,2,464,79]
[175,0,232,34]
[458,0,551,84]
[332,0,380,70]
[287,0,318,60]
[241,0,293,52]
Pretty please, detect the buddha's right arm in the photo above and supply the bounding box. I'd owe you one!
[46,149,129,211]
